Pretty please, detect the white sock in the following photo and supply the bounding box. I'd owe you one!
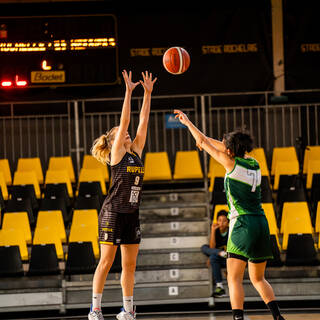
[123,296,133,313]
[92,293,102,311]
[216,282,224,289]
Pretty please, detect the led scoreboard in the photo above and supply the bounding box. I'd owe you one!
[0,14,119,88]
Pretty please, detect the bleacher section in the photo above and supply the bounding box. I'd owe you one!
[0,146,320,312]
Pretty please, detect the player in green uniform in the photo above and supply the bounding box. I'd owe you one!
[174,110,285,320]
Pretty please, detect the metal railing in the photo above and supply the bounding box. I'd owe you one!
[0,91,319,177]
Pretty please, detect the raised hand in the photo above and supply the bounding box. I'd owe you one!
[122,70,140,92]
[140,71,157,94]
[174,109,190,126]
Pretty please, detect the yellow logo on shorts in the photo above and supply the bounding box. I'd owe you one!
[104,233,108,241]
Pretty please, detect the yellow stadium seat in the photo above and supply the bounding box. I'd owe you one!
[17,158,44,184]
[208,157,226,192]
[48,156,75,183]
[33,226,64,259]
[262,203,278,235]
[0,171,9,200]
[173,150,203,180]
[0,159,12,185]
[45,169,73,198]
[71,209,98,233]
[0,228,28,260]
[2,212,32,244]
[144,152,172,181]
[13,171,41,199]
[82,155,109,182]
[303,146,320,174]
[208,156,226,178]
[315,202,320,233]
[281,202,313,250]
[36,210,66,243]
[213,204,229,223]
[248,148,270,176]
[79,168,107,195]
[69,225,99,259]
[273,161,299,190]
[262,203,280,249]
[271,147,298,176]
[306,160,320,189]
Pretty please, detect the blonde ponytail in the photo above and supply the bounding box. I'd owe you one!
[91,127,117,165]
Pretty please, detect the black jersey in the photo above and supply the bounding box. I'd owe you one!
[102,151,144,214]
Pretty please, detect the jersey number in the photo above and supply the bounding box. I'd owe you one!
[247,169,258,192]
[134,176,140,185]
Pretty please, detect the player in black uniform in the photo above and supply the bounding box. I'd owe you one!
[88,70,157,320]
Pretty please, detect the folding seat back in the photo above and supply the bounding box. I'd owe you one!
[39,198,69,224]
[28,244,60,275]
[78,168,106,195]
[315,202,320,233]
[78,182,104,206]
[260,176,273,203]
[2,212,32,244]
[43,183,71,207]
[303,145,320,174]
[45,169,73,198]
[48,156,75,183]
[11,184,38,210]
[36,210,66,243]
[208,156,226,178]
[144,152,172,181]
[82,155,109,182]
[306,160,320,189]
[71,209,98,233]
[248,148,270,176]
[5,198,34,226]
[0,171,9,201]
[0,246,24,277]
[17,158,44,184]
[65,242,96,275]
[173,150,203,180]
[13,171,41,199]
[281,202,313,250]
[74,195,100,213]
[267,234,283,267]
[262,203,278,235]
[285,234,318,266]
[69,225,99,259]
[0,228,28,260]
[33,226,64,259]
[0,159,12,185]
[273,161,299,190]
[271,147,298,176]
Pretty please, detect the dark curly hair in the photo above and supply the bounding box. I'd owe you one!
[223,130,253,158]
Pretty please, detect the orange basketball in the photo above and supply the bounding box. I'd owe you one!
[163,47,190,75]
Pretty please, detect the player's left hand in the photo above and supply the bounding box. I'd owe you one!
[174,109,190,126]
[140,71,157,94]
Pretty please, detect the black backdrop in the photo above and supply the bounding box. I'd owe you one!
[283,1,320,90]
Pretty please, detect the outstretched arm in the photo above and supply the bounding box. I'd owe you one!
[111,70,140,165]
[174,109,234,172]
[131,71,157,157]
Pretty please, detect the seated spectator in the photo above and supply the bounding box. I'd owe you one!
[201,210,229,297]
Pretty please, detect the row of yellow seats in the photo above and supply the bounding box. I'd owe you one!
[213,201,319,251]
[0,155,109,201]
[0,209,99,261]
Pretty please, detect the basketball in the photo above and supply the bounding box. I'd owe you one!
[162,47,190,75]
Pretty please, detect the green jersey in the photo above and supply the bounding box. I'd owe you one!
[224,156,264,219]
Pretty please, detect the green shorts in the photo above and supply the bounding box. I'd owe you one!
[227,214,273,262]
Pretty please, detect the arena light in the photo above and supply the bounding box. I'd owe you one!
[1,80,12,87]
[15,75,27,87]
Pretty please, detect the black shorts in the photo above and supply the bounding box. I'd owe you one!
[99,210,141,245]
